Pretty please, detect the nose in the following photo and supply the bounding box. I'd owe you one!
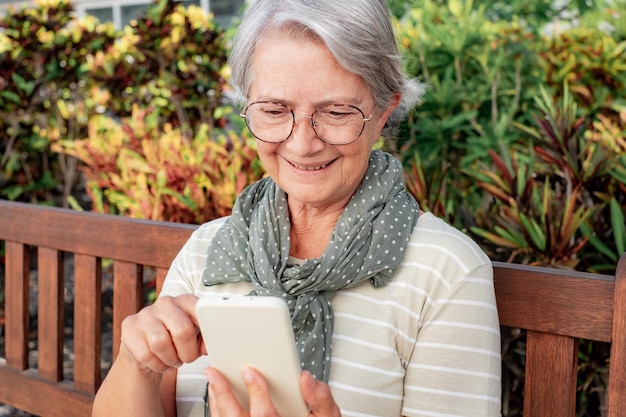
[287,114,324,151]
[294,115,316,129]
[291,114,320,140]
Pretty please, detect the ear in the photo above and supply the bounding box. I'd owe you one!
[375,92,401,131]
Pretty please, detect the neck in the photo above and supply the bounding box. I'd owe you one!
[288,203,344,259]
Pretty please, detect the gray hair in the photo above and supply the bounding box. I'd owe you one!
[228,0,426,140]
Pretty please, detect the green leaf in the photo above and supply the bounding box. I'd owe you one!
[611,41,626,59]
[580,221,617,262]
[494,225,526,248]
[161,188,198,211]
[1,185,25,201]
[610,156,626,183]
[88,183,106,214]
[0,90,21,105]
[66,195,84,211]
[11,72,35,96]
[610,198,625,255]
[520,212,546,251]
[441,110,477,130]
[448,0,464,17]
[470,226,521,249]
[27,135,50,152]
[156,168,168,189]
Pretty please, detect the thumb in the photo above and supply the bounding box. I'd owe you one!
[300,371,341,416]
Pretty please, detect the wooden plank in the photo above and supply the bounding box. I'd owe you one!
[607,253,626,417]
[113,261,143,360]
[5,241,30,370]
[494,261,614,341]
[73,254,102,394]
[523,331,578,417]
[156,266,169,296]
[0,200,195,268]
[0,364,93,417]
[38,247,64,381]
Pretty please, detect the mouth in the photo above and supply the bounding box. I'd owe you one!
[288,158,336,171]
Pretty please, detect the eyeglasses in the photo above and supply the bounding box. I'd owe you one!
[240,101,372,145]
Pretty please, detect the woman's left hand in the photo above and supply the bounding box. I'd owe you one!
[205,367,342,417]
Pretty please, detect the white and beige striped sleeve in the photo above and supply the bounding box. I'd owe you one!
[400,213,502,417]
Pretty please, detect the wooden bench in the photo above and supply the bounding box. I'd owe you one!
[0,199,624,417]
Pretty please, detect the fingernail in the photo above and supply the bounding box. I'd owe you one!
[305,370,316,389]
[242,367,254,384]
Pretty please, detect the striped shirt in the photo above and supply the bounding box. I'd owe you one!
[161,212,502,417]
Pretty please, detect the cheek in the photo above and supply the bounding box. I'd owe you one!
[371,107,394,138]
[340,142,375,176]
[361,125,384,150]
[255,142,279,170]
[256,141,276,157]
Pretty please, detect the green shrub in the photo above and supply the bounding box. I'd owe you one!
[1,0,253,220]
[0,0,118,205]
[395,2,625,415]
[86,0,230,136]
[53,105,264,223]
[396,0,542,226]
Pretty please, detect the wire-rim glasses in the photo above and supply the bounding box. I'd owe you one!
[240,101,372,145]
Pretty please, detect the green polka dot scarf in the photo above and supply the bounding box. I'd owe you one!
[201,150,419,382]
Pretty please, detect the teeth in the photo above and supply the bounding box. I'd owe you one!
[292,162,328,170]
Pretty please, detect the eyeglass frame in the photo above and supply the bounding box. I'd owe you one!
[240,100,373,145]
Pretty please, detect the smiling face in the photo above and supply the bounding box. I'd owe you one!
[248,33,398,213]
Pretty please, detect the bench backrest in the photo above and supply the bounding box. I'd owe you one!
[0,200,624,417]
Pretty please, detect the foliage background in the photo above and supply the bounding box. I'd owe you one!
[1,0,625,416]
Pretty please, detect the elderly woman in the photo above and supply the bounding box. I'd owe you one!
[93,0,501,416]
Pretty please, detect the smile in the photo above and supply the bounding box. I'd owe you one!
[289,160,334,171]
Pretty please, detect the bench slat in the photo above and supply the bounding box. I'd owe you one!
[113,261,143,359]
[156,266,169,296]
[523,331,577,417]
[73,253,102,393]
[38,247,64,381]
[607,253,626,417]
[5,241,30,371]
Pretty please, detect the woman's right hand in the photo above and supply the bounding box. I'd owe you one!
[119,294,204,375]
[206,367,342,417]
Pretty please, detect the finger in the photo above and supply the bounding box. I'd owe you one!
[300,371,341,417]
[168,294,201,327]
[242,367,280,417]
[156,294,201,362]
[168,294,208,355]
[208,384,221,417]
[120,295,201,372]
[140,297,199,367]
[120,313,177,373]
[205,367,248,417]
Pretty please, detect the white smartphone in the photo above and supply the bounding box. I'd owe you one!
[195,295,309,417]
